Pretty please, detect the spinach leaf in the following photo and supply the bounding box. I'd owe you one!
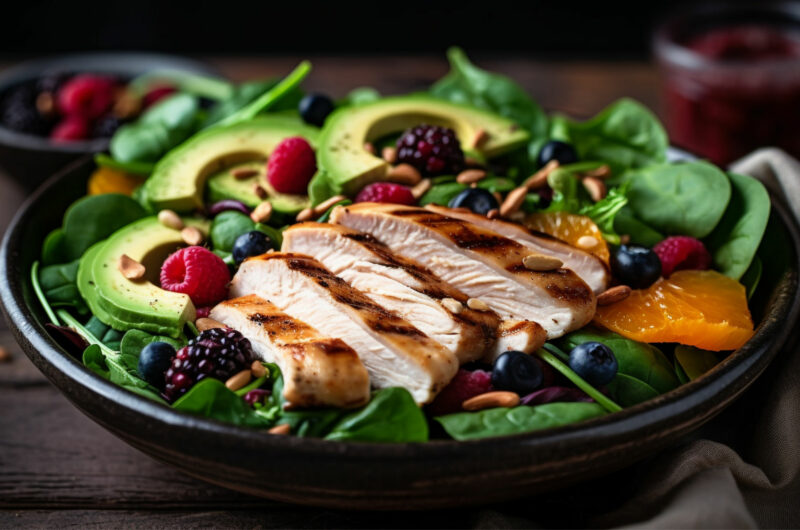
[210,211,257,252]
[41,228,67,266]
[605,373,660,407]
[622,161,731,238]
[325,387,428,443]
[419,182,467,206]
[613,206,664,247]
[674,345,719,381]
[82,344,110,378]
[544,166,586,213]
[578,184,628,244]
[436,402,607,441]
[477,176,516,193]
[557,328,679,394]
[38,260,87,315]
[129,70,234,101]
[172,378,275,428]
[705,172,771,280]
[341,87,381,107]
[84,316,124,350]
[674,357,690,384]
[265,364,345,436]
[538,346,622,413]
[94,153,154,176]
[119,329,185,359]
[740,256,763,300]
[203,79,302,127]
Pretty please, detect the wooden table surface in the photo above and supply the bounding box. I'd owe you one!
[0,56,662,527]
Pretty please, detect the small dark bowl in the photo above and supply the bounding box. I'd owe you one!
[0,53,218,189]
[1,156,799,509]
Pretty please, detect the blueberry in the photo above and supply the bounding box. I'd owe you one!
[448,188,499,215]
[537,140,579,167]
[491,350,543,395]
[137,341,176,390]
[298,93,334,127]
[232,230,273,264]
[568,342,618,386]
[611,245,662,289]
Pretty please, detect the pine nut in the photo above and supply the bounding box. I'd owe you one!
[251,360,266,378]
[456,169,487,184]
[583,177,607,202]
[313,195,348,216]
[463,391,520,411]
[36,91,55,116]
[225,369,251,391]
[0,346,12,363]
[582,165,611,180]
[441,297,463,314]
[576,235,599,250]
[196,317,226,331]
[250,202,273,224]
[619,234,631,245]
[118,254,145,280]
[253,184,268,199]
[296,208,314,222]
[181,226,204,246]
[232,168,259,180]
[470,128,489,149]
[467,298,489,311]
[499,186,528,218]
[523,160,560,189]
[386,163,422,186]
[268,423,291,435]
[364,142,376,155]
[382,146,398,163]
[487,208,499,219]
[522,254,563,271]
[597,285,632,306]
[411,179,432,199]
[157,209,184,230]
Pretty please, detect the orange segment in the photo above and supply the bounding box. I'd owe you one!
[88,167,145,196]
[524,212,610,264]
[594,270,754,351]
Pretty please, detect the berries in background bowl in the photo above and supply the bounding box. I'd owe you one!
[0,84,52,135]
[396,124,465,176]
[611,245,662,289]
[568,342,618,386]
[298,93,334,127]
[355,182,415,205]
[448,188,499,215]
[491,350,544,396]
[427,368,492,416]
[653,236,712,277]
[50,116,89,142]
[137,341,177,390]
[267,136,317,194]
[56,75,117,119]
[164,328,255,402]
[232,231,274,264]
[160,246,231,307]
[537,140,579,167]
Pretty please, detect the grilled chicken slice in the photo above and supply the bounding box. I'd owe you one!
[210,295,370,409]
[229,253,458,404]
[426,204,610,293]
[330,203,596,338]
[282,223,545,362]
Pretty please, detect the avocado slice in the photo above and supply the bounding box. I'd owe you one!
[317,95,530,196]
[78,216,210,338]
[144,115,318,213]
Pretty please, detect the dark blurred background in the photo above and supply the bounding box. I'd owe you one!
[0,0,752,59]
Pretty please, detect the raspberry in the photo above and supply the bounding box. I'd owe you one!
[57,75,117,119]
[652,236,712,277]
[355,182,415,205]
[160,246,231,307]
[50,116,89,142]
[164,328,255,401]
[427,369,492,416]
[396,124,465,176]
[267,137,317,194]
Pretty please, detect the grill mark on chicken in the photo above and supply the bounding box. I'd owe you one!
[388,208,522,252]
[498,321,531,336]
[311,339,358,357]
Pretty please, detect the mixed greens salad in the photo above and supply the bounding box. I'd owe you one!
[30,48,772,443]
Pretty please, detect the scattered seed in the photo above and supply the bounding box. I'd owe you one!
[619,234,631,245]
[253,184,268,200]
[583,177,607,202]
[0,346,12,363]
[196,317,226,331]
[296,208,314,222]
[251,360,266,378]
[364,142,376,155]
[500,186,528,218]
[470,128,489,149]
[582,165,611,180]
[523,160,560,189]
[225,369,252,391]
[118,254,145,280]
[576,235,599,250]
[232,168,259,180]
[250,202,273,224]
[487,208,499,219]
[313,195,348,216]
[470,182,477,188]
[157,209,184,230]
[441,297,463,314]
[386,163,422,186]
[597,285,632,306]
[181,226,204,246]
[456,169,487,185]
[466,298,489,311]
[522,254,563,271]
[35,92,55,116]
[382,146,398,163]
[463,391,520,411]
[411,178,432,199]
[268,423,291,435]
[464,156,485,168]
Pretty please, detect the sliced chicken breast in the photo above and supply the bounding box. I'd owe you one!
[330,203,596,338]
[229,253,458,404]
[210,295,370,409]
[426,204,610,293]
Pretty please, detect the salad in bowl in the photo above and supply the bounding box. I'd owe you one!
[30,48,770,443]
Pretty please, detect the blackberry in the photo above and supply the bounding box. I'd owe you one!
[164,327,255,402]
[395,124,465,176]
[0,84,51,135]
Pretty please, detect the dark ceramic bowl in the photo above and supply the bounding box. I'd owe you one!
[0,53,218,189]
[2,156,799,509]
